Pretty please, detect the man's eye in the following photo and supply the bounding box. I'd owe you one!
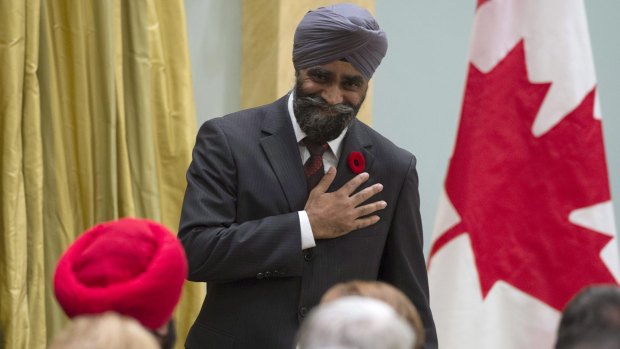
[344,81,362,89]
[311,74,328,82]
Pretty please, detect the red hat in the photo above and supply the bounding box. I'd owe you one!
[53,218,188,330]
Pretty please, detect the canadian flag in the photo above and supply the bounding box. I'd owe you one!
[427,0,619,348]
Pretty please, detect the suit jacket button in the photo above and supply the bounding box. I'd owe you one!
[303,251,313,261]
[257,272,264,279]
[299,307,309,317]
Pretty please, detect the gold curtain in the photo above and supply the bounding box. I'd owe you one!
[0,1,203,348]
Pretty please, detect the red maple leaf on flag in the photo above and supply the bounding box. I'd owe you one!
[430,40,616,311]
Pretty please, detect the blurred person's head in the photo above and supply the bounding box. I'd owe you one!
[48,312,159,349]
[53,218,188,349]
[321,280,424,349]
[555,285,620,349]
[296,296,415,349]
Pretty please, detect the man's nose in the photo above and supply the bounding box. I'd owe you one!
[321,85,344,105]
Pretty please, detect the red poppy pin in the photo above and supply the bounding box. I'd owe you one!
[347,151,365,174]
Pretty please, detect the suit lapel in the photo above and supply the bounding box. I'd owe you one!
[330,120,375,192]
[260,96,308,211]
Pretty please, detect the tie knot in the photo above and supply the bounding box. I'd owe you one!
[303,139,329,156]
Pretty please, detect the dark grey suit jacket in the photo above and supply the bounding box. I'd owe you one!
[179,95,437,349]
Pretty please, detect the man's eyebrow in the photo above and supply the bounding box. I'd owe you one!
[342,75,365,85]
[307,67,332,77]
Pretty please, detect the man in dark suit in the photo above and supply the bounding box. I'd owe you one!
[178,4,437,349]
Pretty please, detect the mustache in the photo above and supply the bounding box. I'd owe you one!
[295,94,356,115]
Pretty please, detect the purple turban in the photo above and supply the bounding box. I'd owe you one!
[293,4,388,79]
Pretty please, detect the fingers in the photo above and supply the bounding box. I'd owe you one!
[340,172,370,196]
[355,200,387,217]
[351,183,383,205]
[311,167,337,195]
[352,215,381,231]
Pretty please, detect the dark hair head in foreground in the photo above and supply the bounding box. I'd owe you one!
[556,284,620,349]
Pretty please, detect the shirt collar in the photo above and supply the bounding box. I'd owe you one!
[287,91,348,158]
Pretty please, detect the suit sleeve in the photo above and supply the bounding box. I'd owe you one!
[378,156,438,349]
[178,120,303,283]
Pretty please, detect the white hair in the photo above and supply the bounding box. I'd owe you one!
[296,296,415,349]
[48,312,159,349]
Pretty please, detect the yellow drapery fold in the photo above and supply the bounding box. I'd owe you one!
[0,1,45,348]
[1,1,203,348]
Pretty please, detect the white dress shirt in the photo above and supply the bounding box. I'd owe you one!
[287,92,348,250]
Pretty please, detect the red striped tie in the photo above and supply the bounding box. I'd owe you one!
[303,139,329,192]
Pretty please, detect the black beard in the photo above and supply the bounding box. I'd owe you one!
[293,83,363,144]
